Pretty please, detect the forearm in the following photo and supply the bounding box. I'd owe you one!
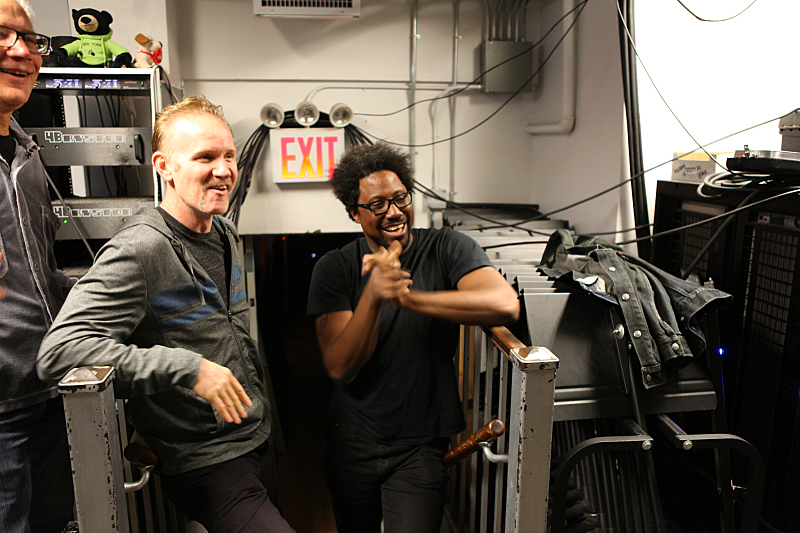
[319,297,382,383]
[38,332,200,395]
[399,285,520,326]
[37,244,199,394]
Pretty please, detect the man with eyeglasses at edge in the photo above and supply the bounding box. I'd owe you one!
[0,1,76,533]
[307,143,520,533]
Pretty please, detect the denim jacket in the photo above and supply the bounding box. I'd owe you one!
[539,230,732,389]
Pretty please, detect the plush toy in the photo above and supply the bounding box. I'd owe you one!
[132,33,162,68]
[52,9,132,68]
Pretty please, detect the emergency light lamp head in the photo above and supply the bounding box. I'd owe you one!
[295,101,319,127]
[330,103,353,128]
[260,103,284,128]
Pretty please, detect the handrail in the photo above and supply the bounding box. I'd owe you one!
[444,419,505,466]
[124,442,159,468]
[449,323,558,533]
[482,324,525,361]
[123,442,159,493]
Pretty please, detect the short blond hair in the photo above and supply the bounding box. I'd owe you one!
[151,95,231,154]
[13,0,34,18]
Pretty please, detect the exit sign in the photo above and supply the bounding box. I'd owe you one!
[269,128,344,184]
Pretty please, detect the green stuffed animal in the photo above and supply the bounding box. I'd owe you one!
[52,8,132,68]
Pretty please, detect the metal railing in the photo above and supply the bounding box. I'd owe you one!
[58,324,559,533]
[447,325,559,533]
[58,366,185,533]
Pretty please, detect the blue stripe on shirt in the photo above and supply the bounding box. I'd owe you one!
[149,276,225,329]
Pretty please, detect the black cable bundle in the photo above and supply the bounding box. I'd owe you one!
[226,124,268,226]
[225,110,372,227]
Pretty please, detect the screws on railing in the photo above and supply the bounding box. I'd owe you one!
[683,440,693,451]
[642,440,652,451]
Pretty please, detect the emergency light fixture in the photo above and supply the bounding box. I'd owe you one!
[295,101,320,127]
[260,103,284,128]
[329,103,353,128]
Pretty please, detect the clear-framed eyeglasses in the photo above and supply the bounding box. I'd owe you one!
[357,191,413,216]
[0,25,50,55]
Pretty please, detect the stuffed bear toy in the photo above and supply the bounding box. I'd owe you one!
[132,33,162,68]
[52,9,132,68]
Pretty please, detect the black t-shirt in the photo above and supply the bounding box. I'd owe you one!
[307,227,494,445]
[0,134,16,167]
[157,207,230,307]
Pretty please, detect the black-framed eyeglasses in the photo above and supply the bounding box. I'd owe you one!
[0,25,50,55]
[357,191,413,216]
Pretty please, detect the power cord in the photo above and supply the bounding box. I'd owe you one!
[356,0,588,148]
[355,0,589,119]
[676,0,759,23]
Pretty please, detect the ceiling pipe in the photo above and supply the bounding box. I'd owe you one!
[526,0,577,135]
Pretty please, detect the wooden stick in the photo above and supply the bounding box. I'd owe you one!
[444,419,505,466]
[124,442,159,468]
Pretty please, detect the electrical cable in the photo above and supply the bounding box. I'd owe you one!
[680,187,760,280]
[412,180,550,237]
[478,109,790,233]
[482,240,551,250]
[590,222,653,237]
[412,107,791,239]
[617,0,736,173]
[616,187,800,245]
[226,123,268,225]
[357,0,587,148]
[155,65,179,104]
[618,0,650,258]
[355,0,588,118]
[43,167,95,261]
[676,0,759,23]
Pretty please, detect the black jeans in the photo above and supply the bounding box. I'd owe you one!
[323,420,450,533]
[160,435,295,533]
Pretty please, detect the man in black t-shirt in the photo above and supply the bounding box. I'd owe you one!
[307,143,520,533]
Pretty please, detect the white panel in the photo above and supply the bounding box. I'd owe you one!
[254,0,360,19]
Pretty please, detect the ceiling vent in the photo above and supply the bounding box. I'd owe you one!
[254,0,360,19]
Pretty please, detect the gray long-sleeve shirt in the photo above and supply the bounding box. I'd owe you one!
[37,208,270,475]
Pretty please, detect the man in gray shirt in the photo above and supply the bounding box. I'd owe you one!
[38,96,295,533]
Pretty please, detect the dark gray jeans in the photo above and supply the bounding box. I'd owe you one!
[160,435,295,533]
[0,395,74,533]
[323,420,450,533]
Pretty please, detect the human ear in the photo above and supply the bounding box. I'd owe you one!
[152,152,172,183]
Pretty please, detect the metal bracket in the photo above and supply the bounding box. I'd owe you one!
[479,441,508,463]
[124,465,154,493]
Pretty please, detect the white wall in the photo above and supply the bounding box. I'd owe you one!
[26,0,71,36]
[29,0,629,237]
[635,1,800,219]
[176,0,626,236]
[527,0,626,237]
